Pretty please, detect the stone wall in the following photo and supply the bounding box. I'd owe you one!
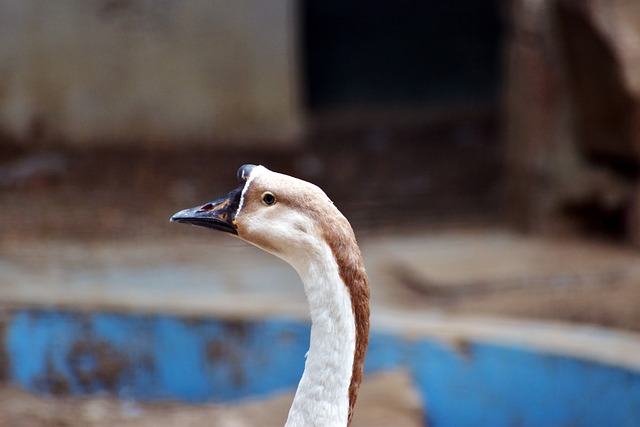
[0,0,301,147]
[504,0,640,241]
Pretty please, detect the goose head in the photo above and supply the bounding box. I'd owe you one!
[171,164,352,272]
[171,164,370,426]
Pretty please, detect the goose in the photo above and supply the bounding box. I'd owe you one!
[171,164,370,427]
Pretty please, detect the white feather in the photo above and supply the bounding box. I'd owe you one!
[284,238,356,427]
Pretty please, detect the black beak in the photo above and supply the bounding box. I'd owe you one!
[170,164,256,235]
[170,188,242,235]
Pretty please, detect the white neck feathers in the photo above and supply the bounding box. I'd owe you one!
[285,239,356,427]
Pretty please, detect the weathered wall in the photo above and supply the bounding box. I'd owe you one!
[0,0,302,146]
[504,0,640,240]
[3,308,640,427]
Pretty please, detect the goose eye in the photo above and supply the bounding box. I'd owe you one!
[261,191,276,206]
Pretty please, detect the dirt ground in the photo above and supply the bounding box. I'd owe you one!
[0,371,423,427]
[377,233,640,333]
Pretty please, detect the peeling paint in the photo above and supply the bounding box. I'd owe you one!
[68,339,129,392]
[34,358,70,396]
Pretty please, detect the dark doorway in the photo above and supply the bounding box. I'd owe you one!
[298,1,506,230]
[301,0,504,111]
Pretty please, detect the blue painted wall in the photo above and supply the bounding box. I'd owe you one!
[5,310,310,401]
[410,340,640,427]
[2,308,640,427]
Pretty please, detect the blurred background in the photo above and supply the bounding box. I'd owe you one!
[0,0,505,239]
[2,0,640,242]
[1,0,640,426]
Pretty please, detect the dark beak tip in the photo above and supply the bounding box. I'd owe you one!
[168,208,238,235]
[170,209,189,223]
[171,186,242,234]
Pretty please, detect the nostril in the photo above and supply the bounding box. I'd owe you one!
[197,203,214,212]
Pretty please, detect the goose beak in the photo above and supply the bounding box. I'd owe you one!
[170,187,242,235]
